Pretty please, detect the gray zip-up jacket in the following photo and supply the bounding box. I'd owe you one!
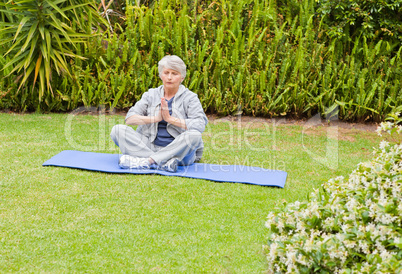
[125,85,208,160]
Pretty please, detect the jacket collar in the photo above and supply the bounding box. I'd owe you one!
[159,84,186,99]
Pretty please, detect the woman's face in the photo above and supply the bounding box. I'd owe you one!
[160,68,183,91]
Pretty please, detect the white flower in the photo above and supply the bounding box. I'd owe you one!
[304,238,314,252]
[380,250,392,260]
[341,224,349,232]
[345,240,356,249]
[340,251,348,264]
[397,125,402,134]
[379,140,389,149]
[285,249,297,268]
[277,220,284,233]
[376,127,383,136]
[360,242,370,254]
[377,213,397,225]
[375,241,386,253]
[296,254,309,266]
[296,222,306,233]
[269,242,279,258]
[345,198,358,211]
[323,217,334,228]
[335,233,345,242]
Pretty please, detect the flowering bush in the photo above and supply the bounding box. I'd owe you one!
[265,115,402,273]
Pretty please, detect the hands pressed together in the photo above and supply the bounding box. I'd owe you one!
[125,97,185,129]
[156,97,171,123]
[155,97,184,128]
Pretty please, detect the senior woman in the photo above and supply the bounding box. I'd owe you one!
[110,55,208,173]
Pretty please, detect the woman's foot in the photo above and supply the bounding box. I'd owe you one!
[119,155,150,169]
[160,158,179,173]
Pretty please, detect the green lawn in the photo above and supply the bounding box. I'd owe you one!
[0,113,381,272]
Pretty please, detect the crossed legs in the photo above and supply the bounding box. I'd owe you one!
[110,124,202,168]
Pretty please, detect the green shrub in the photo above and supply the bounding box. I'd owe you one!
[317,0,402,43]
[265,115,402,273]
[1,0,401,121]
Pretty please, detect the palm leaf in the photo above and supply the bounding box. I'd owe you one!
[33,52,42,86]
[46,0,69,20]
[17,60,35,90]
[4,32,29,56]
[24,34,39,67]
[13,17,30,42]
[2,51,29,74]
[21,21,38,52]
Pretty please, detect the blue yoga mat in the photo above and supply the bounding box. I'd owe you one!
[43,150,287,187]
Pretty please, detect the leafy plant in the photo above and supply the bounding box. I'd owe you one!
[317,0,402,43]
[0,0,105,108]
[0,0,401,121]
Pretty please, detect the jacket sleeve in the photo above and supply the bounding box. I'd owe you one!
[125,91,149,121]
[184,94,208,133]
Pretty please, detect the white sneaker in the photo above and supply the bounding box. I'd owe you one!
[160,158,179,173]
[119,155,150,169]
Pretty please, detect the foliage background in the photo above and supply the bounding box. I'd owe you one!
[1,0,401,121]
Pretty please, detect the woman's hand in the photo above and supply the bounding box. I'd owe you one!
[155,104,163,123]
[160,97,171,122]
[160,97,187,129]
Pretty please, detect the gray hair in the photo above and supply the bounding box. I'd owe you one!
[158,55,187,79]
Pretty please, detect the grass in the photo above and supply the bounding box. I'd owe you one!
[0,113,382,272]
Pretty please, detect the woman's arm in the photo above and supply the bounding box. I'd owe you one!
[182,94,208,132]
[125,90,162,125]
[166,116,187,129]
[126,114,162,125]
